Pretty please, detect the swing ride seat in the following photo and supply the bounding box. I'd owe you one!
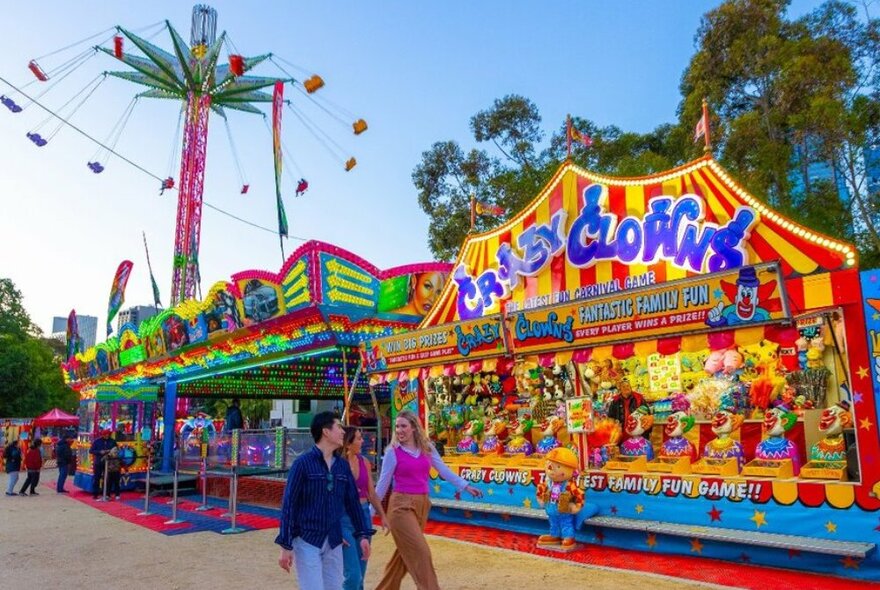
[429,498,875,558]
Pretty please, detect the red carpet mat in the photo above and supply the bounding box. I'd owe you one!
[422,520,879,590]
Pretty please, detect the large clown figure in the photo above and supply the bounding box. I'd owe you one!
[619,406,654,459]
[536,447,584,551]
[659,411,698,462]
[703,409,746,470]
[810,401,852,462]
[755,404,801,474]
[706,266,776,327]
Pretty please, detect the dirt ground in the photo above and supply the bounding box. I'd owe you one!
[0,471,731,590]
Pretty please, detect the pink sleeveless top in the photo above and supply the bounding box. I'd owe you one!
[393,446,431,494]
[355,455,369,500]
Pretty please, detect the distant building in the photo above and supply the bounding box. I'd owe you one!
[789,140,849,203]
[864,145,880,197]
[116,305,158,334]
[51,314,97,349]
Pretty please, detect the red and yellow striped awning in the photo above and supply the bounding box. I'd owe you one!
[422,156,857,327]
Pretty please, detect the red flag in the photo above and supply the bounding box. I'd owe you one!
[694,114,707,143]
[570,126,592,148]
[475,201,506,216]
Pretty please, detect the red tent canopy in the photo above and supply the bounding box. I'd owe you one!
[32,408,79,427]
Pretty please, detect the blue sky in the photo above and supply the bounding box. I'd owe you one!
[0,1,826,337]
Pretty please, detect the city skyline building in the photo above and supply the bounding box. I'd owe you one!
[51,314,97,349]
[116,305,158,334]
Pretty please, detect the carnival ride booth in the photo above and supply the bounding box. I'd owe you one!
[63,241,449,486]
[367,157,880,580]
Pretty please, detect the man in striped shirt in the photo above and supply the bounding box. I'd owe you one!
[276,411,373,589]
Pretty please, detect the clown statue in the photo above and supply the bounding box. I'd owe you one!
[810,401,853,462]
[706,266,776,327]
[659,411,698,462]
[505,415,536,455]
[536,447,584,551]
[456,420,484,454]
[755,404,801,474]
[535,416,565,455]
[619,406,654,459]
[703,409,746,470]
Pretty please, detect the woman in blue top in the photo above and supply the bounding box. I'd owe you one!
[340,426,388,590]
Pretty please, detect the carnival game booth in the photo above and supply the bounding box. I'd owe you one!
[64,241,450,492]
[366,157,880,580]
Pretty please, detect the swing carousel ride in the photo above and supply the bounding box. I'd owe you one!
[0,4,368,305]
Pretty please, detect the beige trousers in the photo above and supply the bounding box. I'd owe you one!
[376,492,439,590]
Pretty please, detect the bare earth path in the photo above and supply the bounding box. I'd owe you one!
[0,471,731,589]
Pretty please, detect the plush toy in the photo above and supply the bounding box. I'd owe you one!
[456,420,484,454]
[536,416,566,454]
[619,406,654,459]
[810,401,852,462]
[703,410,745,469]
[505,414,536,455]
[536,447,584,551]
[806,337,825,369]
[755,404,801,474]
[722,349,744,377]
[480,416,510,454]
[659,411,697,462]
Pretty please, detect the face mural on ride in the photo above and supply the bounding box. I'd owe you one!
[367,159,880,580]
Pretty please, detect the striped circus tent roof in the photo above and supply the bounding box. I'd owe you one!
[422,156,857,327]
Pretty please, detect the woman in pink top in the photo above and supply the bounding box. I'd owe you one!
[340,426,388,590]
[375,410,482,590]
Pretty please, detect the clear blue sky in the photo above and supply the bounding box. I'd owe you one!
[0,1,825,337]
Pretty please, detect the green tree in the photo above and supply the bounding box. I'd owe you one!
[0,278,78,416]
[412,97,684,260]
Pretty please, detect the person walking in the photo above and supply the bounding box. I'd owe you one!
[19,439,43,496]
[224,399,244,431]
[3,438,23,496]
[374,410,483,590]
[341,426,389,590]
[89,429,117,499]
[105,447,122,499]
[275,412,373,590]
[55,433,75,493]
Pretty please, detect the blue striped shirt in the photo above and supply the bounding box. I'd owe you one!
[275,446,372,550]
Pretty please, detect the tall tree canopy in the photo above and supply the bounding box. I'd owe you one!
[414,1,880,266]
[0,278,78,416]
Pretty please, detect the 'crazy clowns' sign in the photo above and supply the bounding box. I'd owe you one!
[508,263,789,355]
[456,184,758,320]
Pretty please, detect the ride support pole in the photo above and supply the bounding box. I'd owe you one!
[164,454,186,525]
[98,456,109,502]
[137,450,153,516]
[221,466,244,534]
[195,456,210,511]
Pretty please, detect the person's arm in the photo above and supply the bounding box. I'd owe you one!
[373,445,397,501]
[274,459,305,550]
[429,446,482,497]
[342,463,373,541]
[365,460,389,532]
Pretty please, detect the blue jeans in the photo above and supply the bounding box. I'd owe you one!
[341,502,371,590]
[546,502,575,539]
[292,536,343,590]
[57,463,69,492]
[6,471,19,494]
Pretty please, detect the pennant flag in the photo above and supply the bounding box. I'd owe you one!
[66,309,79,359]
[272,80,288,239]
[694,98,711,151]
[475,201,506,216]
[106,260,133,336]
[570,126,593,148]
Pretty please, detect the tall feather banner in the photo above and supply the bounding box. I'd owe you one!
[106,260,133,336]
[66,309,79,359]
[272,81,288,250]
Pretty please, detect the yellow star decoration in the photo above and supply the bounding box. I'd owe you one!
[874,313,880,321]
[858,366,870,379]
[523,498,532,509]
[433,484,441,493]
[750,510,768,529]
[690,538,704,554]
[635,504,645,514]
[487,488,494,496]
[825,521,837,534]
[861,417,874,431]
[646,533,657,548]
